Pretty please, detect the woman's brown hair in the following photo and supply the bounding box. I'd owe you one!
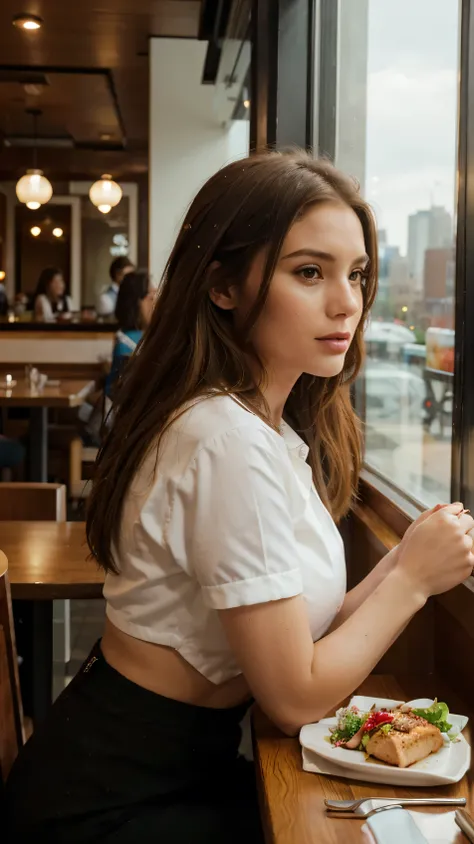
[87,150,378,573]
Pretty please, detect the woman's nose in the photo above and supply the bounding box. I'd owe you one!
[327,280,361,318]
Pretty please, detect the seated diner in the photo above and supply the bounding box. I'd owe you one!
[105,269,154,398]
[33,267,72,322]
[6,151,474,843]
[96,256,135,318]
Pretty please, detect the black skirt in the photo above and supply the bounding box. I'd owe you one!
[6,641,264,843]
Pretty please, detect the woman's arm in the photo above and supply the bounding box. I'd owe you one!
[34,295,44,320]
[328,545,399,631]
[330,504,447,631]
[219,505,473,736]
[219,566,421,735]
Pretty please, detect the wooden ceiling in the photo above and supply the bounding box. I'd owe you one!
[0,1,203,179]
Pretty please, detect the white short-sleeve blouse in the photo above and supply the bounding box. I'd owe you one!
[104,394,347,684]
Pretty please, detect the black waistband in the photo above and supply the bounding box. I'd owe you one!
[76,640,252,730]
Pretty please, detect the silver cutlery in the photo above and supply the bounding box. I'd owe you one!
[325,796,466,819]
[327,802,404,820]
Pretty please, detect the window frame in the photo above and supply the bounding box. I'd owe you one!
[249,0,473,521]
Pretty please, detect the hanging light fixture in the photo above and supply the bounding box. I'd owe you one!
[16,109,53,210]
[12,13,43,30]
[89,174,122,214]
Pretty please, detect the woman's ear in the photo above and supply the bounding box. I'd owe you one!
[207,261,240,311]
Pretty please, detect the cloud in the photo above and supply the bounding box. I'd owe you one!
[363,2,459,252]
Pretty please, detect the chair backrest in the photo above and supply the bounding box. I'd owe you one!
[0,552,24,782]
[0,483,66,521]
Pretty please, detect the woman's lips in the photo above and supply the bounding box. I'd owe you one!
[316,336,351,353]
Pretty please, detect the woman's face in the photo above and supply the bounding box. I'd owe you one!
[49,273,65,300]
[223,202,367,383]
[139,283,156,327]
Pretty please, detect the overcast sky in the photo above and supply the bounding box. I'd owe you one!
[364,0,459,254]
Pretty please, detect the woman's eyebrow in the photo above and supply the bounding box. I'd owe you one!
[280,248,369,264]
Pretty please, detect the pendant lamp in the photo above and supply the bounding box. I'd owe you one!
[15,109,53,210]
[89,174,122,214]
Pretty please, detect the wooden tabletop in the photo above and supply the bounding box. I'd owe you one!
[1,521,104,599]
[254,673,473,843]
[0,378,94,407]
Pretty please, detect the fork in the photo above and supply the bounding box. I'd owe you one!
[325,796,466,819]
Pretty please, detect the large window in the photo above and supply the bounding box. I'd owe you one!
[332,0,460,506]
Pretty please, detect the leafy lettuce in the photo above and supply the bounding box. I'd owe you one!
[330,707,367,745]
[412,699,452,734]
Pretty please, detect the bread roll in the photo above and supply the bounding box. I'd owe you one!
[366,714,444,768]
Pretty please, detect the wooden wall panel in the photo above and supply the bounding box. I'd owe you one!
[347,512,435,675]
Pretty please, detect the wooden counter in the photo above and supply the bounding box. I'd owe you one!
[0,329,115,367]
[253,673,473,843]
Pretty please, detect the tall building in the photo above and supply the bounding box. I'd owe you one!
[423,247,455,328]
[407,206,452,292]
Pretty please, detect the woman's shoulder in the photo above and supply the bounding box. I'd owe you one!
[34,294,52,318]
[162,393,285,470]
[114,329,142,355]
[177,393,275,440]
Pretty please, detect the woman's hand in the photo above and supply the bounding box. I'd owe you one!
[401,502,457,546]
[397,503,474,600]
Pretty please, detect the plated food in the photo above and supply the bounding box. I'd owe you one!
[329,700,455,768]
[300,696,470,786]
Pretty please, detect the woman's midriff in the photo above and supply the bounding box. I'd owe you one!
[101,616,252,709]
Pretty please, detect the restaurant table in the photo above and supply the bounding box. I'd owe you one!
[0,378,94,481]
[2,521,104,723]
[253,673,473,844]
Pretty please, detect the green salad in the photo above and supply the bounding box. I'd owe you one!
[412,700,452,734]
[330,699,455,750]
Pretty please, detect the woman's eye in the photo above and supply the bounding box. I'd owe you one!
[297,265,321,282]
[349,269,368,286]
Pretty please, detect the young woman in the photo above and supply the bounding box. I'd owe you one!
[6,152,474,843]
[105,270,154,398]
[33,267,72,321]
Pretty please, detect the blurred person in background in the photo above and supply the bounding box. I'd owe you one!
[33,267,72,322]
[106,270,155,397]
[0,275,9,317]
[96,256,135,317]
[0,435,24,480]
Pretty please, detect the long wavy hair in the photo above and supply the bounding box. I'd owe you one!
[87,150,378,573]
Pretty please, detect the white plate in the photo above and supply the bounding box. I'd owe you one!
[300,696,471,787]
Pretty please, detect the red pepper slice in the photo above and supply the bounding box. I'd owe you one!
[362,711,394,734]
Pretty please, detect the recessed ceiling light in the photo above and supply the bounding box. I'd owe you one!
[0,271,6,281]
[30,226,41,237]
[52,227,63,238]
[12,13,43,30]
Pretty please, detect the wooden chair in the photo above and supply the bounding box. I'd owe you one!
[0,551,24,782]
[0,482,66,522]
[69,438,98,501]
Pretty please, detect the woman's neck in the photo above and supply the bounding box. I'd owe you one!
[254,365,300,428]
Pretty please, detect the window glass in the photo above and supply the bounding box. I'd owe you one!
[336,0,460,505]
